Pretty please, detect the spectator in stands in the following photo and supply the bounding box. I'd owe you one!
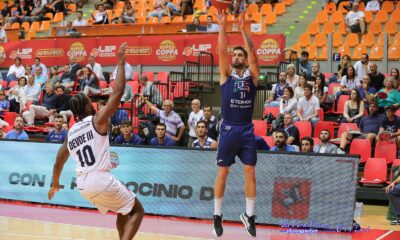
[300,137,314,153]
[6,57,25,88]
[1,2,11,18]
[0,90,10,120]
[4,116,29,140]
[149,123,176,146]
[341,89,365,125]
[313,74,328,111]
[207,15,219,32]
[313,129,338,154]
[295,84,320,128]
[376,77,400,112]
[121,1,135,23]
[112,61,132,81]
[22,83,59,126]
[307,62,325,84]
[7,76,27,113]
[48,66,61,85]
[336,66,359,106]
[66,21,81,37]
[0,22,7,43]
[358,75,376,108]
[97,0,114,9]
[354,53,371,84]
[92,4,109,24]
[78,67,101,96]
[45,114,67,142]
[59,64,75,92]
[114,120,144,145]
[200,104,218,141]
[54,85,72,123]
[275,113,301,149]
[368,63,385,92]
[47,0,67,16]
[337,55,351,80]
[25,65,32,76]
[20,74,41,112]
[34,67,47,90]
[148,0,167,20]
[193,120,217,149]
[390,68,400,90]
[299,51,311,75]
[8,0,31,25]
[31,57,47,78]
[136,75,163,116]
[26,0,45,22]
[378,105,400,151]
[72,11,87,26]
[178,0,194,16]
[272,87,297,131]
[337,101,384,154]
[386,168,400,225]
[286,64,299,88]
[188,99,204,147]
[265,71,288,107]
[294,74,307,100]
[192,17,206,32]
[86,56,104,80]
[270,129,297,152]
[143,98,185,143]
[69,56,81,85]
[345,1,366,34]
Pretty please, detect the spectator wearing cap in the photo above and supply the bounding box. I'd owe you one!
[377,106,400,155]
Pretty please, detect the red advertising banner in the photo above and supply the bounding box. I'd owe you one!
[0,34,285,67]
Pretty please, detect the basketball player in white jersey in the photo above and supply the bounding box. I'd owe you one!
[48,43,144,240]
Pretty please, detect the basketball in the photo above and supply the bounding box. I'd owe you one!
[210,0,232,10]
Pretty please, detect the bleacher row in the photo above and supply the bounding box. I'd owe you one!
[290,1,400,61]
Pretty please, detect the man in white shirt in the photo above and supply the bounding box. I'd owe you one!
[31,57,47,78]
[72,11,87,27]
[20,74,41,111]
[6,57,25,89]
[112,62,132,81]
[86,56,104,80]
[188,99,204,147]
[353,53,371,83]
[294,84,320,128]
[345,2,365,34]
[92,4,109,24]
[207,15,219,32]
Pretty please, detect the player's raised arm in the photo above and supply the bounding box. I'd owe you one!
[94,42,127,133]
[237,13,259,86]
[216,10,230,84]
[48,139,70,200]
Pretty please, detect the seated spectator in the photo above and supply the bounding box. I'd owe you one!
[66,21,81,37]
[4,116,29,140]
[149,122,176,146]
[112,62,132,81]
[69,56,82,84]
[300,137,314,153]
[143,98,185,142]
[376,77,400,112]
[299,51,311,75]
[114,120,144,145]
[136,74,163,115]
[178,0,194,16]
[337,55,351,80]
[200,104,218,141]
[255,135,270,150]
[354,53,371,84]
[59,65,75,92]
[120,1,135,23]
[286,64,299,89]
[368,63,385,92]
[0,22,7,43]
[25,65,32,76]
[345,2,366,34]
[49,66,61,86]
[78,67,101,96]
[188,99,204,147]
[47,0,67,16]
[340,89,365,126]
[8,0,31,25]
[149,0,166,19]
[270,129,297,152]
[34,67,47,90]
[86,56,105,81]
[294,84,320,128]
[192,17,207,32]
[0,90,10,125]
[20,74,41,112]
[358,75,376,108]
[294,74,307,100]
[45,114,67,142]
[72,11,87,27]
[22,83,59,126]
[280,113,300,148]
[6,57,25,88]
[307,62,325,84]
[192,120,217,149]
[54,85,72,123]
[272,87,297,130]
[377,106,400,153]
[1,2,11,18]
[313,129,338,154]
[8,76,27,113]
[390,68,400,90]
[265,71,288,107]
[26,0,45,22]
[336,66,359,106]
[206,15,219,32]
[92,4,109,24]
[337,101,384,154]
[313,74,328,111]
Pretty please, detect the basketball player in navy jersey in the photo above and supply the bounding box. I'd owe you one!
[48,43,144,240]
[212,11,260,237]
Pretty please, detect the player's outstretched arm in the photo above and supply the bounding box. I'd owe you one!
[216,9,230,84]
[237,13,259,86]
[95,42,127,134]
[48,139,70,200]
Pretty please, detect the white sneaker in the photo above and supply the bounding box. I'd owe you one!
[337,148,345,154]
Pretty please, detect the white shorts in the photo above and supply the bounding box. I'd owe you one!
[77,171,135,215]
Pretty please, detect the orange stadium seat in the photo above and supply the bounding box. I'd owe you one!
[392,32,400,45]
[193,0,204,10]
[136,17,147,23]
[338,1,350,13]
[389,45,400,60]
[397,2,400,9]
[9,22,20,29]
[369,44,383,60]
[184,15,194,23]
[390,10,400,23]
[375,142,397,164]
[319,46,328,60]
[282,0,294,5]
[52,12,63,23]
[368,21,382,35]
[246,4,259,15]
[358,1,365,11]
[307,21,319,35]
[331,11,344,24]
[353,45,367,60]
[294,121,312,140]
[381,1,394,13]
[376,33,386,46]
[260,3,272,15]
[360,32,375,47]
[68,4,77,13]
[26,31,36,40]
[350,139,371,163]
[208,6,217,16]
[38,21,50,32]
[344,33,359,47]
[253,120,267,136]
[160,16,170,23]
[332,32,343,47]
[172,16,183,23]
[44,12,53,21]
[313,33,327,47]
[265,12,277,25]
[297,33,311,47]
[337,44,350,56]
[21,22,30,32]
[251,13,262,23]
[359,158,387,185]
[305,45,318,59]
[30,22,40,32]
[273,2,286,15]
[113,9,123,18]
[363,10,373,23]
[337,22,347,34]
[199,15,207,22]
[115,1,125,9]
[322,21,335,33]
[316,11,328,24]
[375,11,388,23]
[324,2,336,14]
[384,21,398,35]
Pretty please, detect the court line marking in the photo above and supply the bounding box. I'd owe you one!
[376,230,394,240]
[1,233,83,240]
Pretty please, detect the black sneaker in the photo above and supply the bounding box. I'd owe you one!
[213,215,223,237]
[391,218,400,225]
[240,212,256,237]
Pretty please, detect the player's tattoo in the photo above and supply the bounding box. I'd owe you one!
[244,32,254,50]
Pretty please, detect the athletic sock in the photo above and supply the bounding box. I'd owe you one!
[214,197,223,216]
[246,197,255,217]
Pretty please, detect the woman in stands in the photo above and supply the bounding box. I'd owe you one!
[390,68,399,90]
[313,74,328,111]
[341,89,365,126]
[7,76,27,113]
[337,55,351,79]
[48,66,61,86]
[294,74,307,100]
[376,77,400,113]
[78,67,101,97]
[286,64,299,89]
[273,86,297,130]
[336,65,359,107]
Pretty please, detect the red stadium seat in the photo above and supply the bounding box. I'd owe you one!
[141,71,154,82]
[350,138,371,163]
[359,158,387,185]
[127,81,139,95]
[335,95,350,114]
[387,159,400,184]
[294,121,312,140]
[156,72,169,83]
[263,106,280,118]
[337,123,358,138]
[261,136,275,147]
[313,121,335,138]
[253,120,267,136]
[313,137,322,145]
[4,112,17,126]
[375,141,397,164]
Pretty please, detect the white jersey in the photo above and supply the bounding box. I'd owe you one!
[67,115,111,173]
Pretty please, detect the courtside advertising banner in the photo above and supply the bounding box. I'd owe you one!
[0,34,285,67]
[0,141,358,230]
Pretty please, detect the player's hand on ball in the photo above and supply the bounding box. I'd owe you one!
[48,186,60,200]
[118,42,128,64]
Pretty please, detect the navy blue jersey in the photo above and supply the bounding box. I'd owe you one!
[193,137,214,148]
[220,69,256,124]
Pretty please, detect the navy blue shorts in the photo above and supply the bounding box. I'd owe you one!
[216,121,257,167]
